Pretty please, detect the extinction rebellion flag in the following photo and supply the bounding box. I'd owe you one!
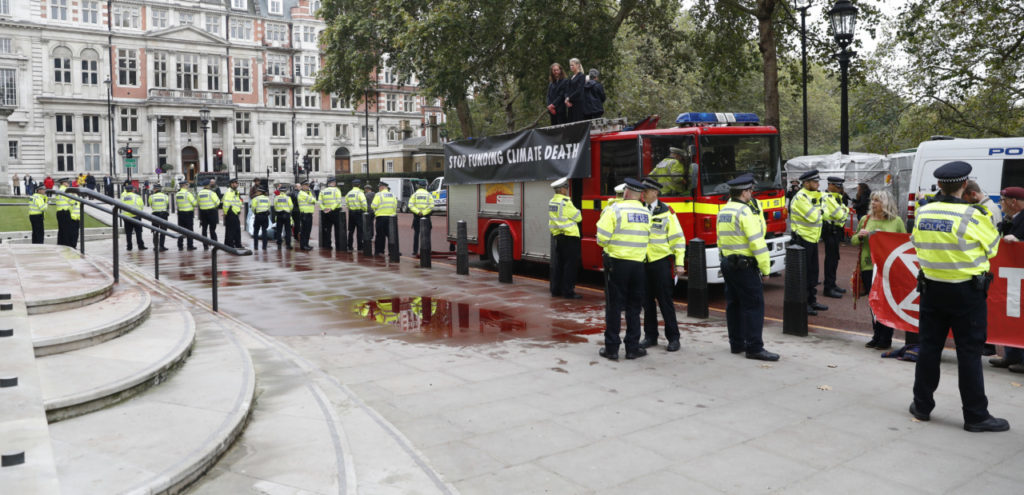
[443,122,592,185]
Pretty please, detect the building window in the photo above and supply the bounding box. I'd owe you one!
[212,121,220,133]
[271,122,287,137]
[158,147,168,169]
[266,23,287,42]
[81,1,99,24]
[56,114,73,133]
[303,26,317,43]
[310,1,322,14]
[235,112,251,135]
[53,48,71,84]
[269,89,287,107]
[232,0,247,10]
[307,149,321,171]
[9,140,18,160]
[178,12,196,27]
[387,128,398,141]
[403,95,415,113]
[83,115,100,134]
[0,0,9,15]
[84,142,101,171]
[81,51,99,85]
[230,19,252,40]
[361,162,368,174]
[152,52,168,88]
[118,49,138,86]
[267,55,287,76]
[120,108,138,133]
[152,8,168,28]
[335,123,348,138]
[113,5,140,29]
[272,148,287,172]
[0,68,15,106]
[385,160,394,173]
[331,95,350,109]
[305,123,320,137]
[361,125,375,140]
[56,142,74,171]
[233,59,250,92]
[207,57,220,90]
[302,55,317,78]
[269,0,282,15]
[385,93,397,112]
[205,14,221,35]
[50,0,68,20]
[0,39,10,53]
[177,54,199,90]
[296,89,319,108]
[235,147,251,172]
[157,119,166,133]
[180,119,199,134]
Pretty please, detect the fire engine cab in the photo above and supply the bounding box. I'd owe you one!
[445,112,791,283]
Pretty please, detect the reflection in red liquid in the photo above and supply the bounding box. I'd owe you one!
[352,297,528,338]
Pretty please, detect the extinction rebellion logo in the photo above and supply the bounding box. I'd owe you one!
[881,241,921,327]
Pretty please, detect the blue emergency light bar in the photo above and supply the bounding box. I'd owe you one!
[675,112,760,126]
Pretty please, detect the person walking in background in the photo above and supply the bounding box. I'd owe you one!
[29,185,48,243]
[963,180,1002,227]
[44,175,54,196]
[103,175,113,197]
[583,69,606,119]
[546,63,567,126]
[11,173,20,195]
[852,183,871,221]
[564,58,586,123]
[851,191,906,349]
[86,173,96,191]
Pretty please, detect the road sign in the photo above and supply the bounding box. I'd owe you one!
[125,157,138,169]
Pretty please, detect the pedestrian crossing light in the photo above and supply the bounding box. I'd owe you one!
[125,147,134,159]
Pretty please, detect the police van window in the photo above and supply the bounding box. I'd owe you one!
[699,134,780,194]
[599,139,639,196]
[1001,159,1024,192]
[641,135,696,197]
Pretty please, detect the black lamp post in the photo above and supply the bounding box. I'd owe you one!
[293,150,300,184]
[829,0,858,155]
[199,106,211,173]
[105,77,115,179]
[795,0,812,156]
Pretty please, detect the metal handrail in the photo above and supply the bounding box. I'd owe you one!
[66,187,252,312]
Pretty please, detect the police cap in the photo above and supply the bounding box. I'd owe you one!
[727,173,756,190]
[57,177,69,184]
[153,183,162,190]
[229,178,239,185]
[798,169,820,182]
[827,176,845,185]
[622,177,645,192]
[1001,186,1024,200]
[378,182,388,189]
[669,147,687,156]
[550,177,569,189]
[364,184,373,190]
[327,177,337,184]
[300,180,309,186]
[641,177,662,191]
[352,178,362,185]
[124,183,134,191]
[614,183,627,194]
[934,161,972,183]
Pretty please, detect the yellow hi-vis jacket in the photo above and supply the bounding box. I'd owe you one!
[647,201,686,265]
[318,186,343,211]
[651,157,688,195]
[198,188,220,210]
[345,187,367,211]
[149,192,170,213]
[69,195,81,221]
[717,199,771,275]
[548,193,582,237]
[251,195,271,214]
[372,190,398,217]
[222,189,242,215]
[122,192,144,217]
[912,198,1000,282]
[273,194,293,213]
[297,190,316,213]
[409,188,434,216]
[823,191,848,227]
[790,188,823,243]
[29,192,48,215]
[175,189,196,212]
[55,185,70,211]
[596,199,651,262]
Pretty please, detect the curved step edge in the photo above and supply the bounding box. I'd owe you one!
[33,286,152,357]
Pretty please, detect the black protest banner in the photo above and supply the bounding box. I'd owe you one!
[443,122,592,185]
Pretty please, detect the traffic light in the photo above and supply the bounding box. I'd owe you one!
[125,147,133,159]
[303,155,311,168]
[213,149,223,169]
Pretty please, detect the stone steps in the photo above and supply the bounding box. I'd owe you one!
[31,284,151,356]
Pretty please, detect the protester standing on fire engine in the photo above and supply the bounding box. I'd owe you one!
[639,177,686,353]
[822,176,849,298]
[564,58,586,123]
[546,63,567,126]
[548,177,583,299]
[789,170,828,315]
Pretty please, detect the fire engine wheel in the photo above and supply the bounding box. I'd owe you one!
[485,228,502,267]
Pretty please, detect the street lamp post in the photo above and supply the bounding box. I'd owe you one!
[199,107,211,174]
[795,0,812,156]
[293,150,300,184]
[829,0,858,155]
[105,77,115,180]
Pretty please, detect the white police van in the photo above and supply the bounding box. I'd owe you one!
[905,137,1024,224]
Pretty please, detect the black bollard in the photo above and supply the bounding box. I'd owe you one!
[337,210,348,252]
[783,244,808,336]
[687,238,709,318]
[419,217,431,268]
[388,216,400,262]
[456,220,469,275]
[549,235,559,296]
[362,212,373,256]
[498,224,513,284]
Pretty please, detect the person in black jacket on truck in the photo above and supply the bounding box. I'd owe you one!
[564,58,586,123]
[584,69,606,119]
[546,63,567,126]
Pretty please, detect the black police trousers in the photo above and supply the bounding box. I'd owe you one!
[124,217,144,249]
[412,214,432,255]
[604,258,645,353]
[67,217,79,248]
[199,209,218,243]
[823,224,842,290]
[152,211,169,249]
[253,212,269,249]
[30,214,44,244]
[348,210,364,250]
[551,234,580,297]
[375,215,394,256]
[56,209,71,246]
[643,256,679,343]
[300,213,313,248]
[722,257,765,354]
[275,212,292,248]
[792,233,819,305]
[913,278,991,423]
[177,211,195,249]
[321,210,339,249]
[224,211,241,248]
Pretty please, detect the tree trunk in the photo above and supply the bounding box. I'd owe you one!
[503,83,516,133]
[756,0,780,132]
[455,97,475,138]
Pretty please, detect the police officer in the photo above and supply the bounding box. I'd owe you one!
[318,177,343,249]
[789,169,828,315]
[548,177,583,299]
[639,177,686,352]
[650,146,692,196]
[175,182,197,251]
[910,161,1007,432]
[148,184,170,251]
[274,184,294,250]
[297,180,316,250]
[822,176,849,298]
[121,184,146,251]
[251,187,272,250]
[597,178,652,360]
[198,179,221,249]
[67,188,81,248]
[345,178,367,250]
[409,179,434,256]
[717,174,779,361]
[371,181,398,256]
[54,177,72,246]
[222,178,243,249]
[29,185,48,243]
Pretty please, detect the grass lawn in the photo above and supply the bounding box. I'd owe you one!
[0,197,107,232]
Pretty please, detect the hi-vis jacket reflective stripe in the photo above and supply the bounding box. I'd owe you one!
[251,195,271,214]
[55,185,70,211]
[822,192,848,227]
[596,199,651,262]
[122,192,144,217]
[912,198,999,282]
[717,199,771,275]
[318,187,343,210]
[647,201,686,265]
[790,188,823,243]
[69,195,81,220]
[372,191,398,216]
[149,192,170,212]
[345,187,367,211]
[409,188,434,216]
[176,189,196,212]
[297,190,316,213]
[198,188,220,210]
[548,193,582,237]
[29,192,48,215]
[273,194,293,212]
[222,189,242,215]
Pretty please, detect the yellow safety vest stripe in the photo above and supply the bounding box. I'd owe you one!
[346,188,367,210]
[717,200,771,274]
[273,194,293,212]
[175,190,196,211]
[372,191,398,216]
[198,189,220,210]
[252,195,271,213]
[823,193,848,226]
[318,187,343,209]
[409,189,434,216]
[647,206,686,265]
[912,201,999,281]
[790,189,822,243]
[297,191,316,213]
[149,193,170,212]
[29,193,48,214]
[548,193,581,237]
[596,200,650,262]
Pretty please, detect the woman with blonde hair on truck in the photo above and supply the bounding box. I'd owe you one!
[851,190,906,350]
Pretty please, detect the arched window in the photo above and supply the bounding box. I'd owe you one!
[387,127,398,142]
[80,48,99,85]
[53,47,72,84]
